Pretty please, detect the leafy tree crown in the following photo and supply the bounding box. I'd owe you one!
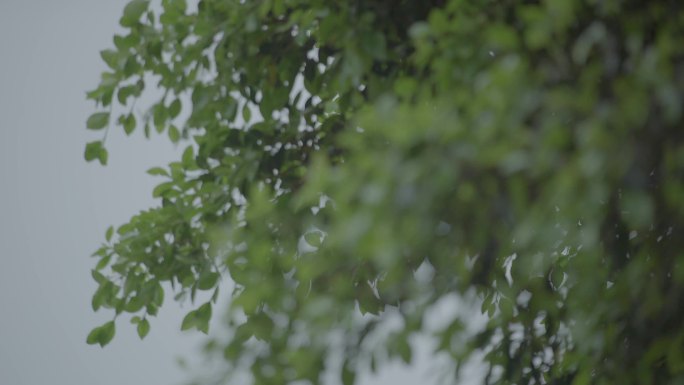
[85,0,684,384]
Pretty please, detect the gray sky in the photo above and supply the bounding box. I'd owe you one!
[0,1,199,384]
[0,2,477,384]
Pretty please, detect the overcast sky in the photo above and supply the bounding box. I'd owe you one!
[0,1,201,384]
[0,2,478,384]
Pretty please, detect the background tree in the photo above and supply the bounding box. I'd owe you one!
[85,0,684,384]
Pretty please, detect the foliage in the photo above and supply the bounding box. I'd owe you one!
[85,0,684,384]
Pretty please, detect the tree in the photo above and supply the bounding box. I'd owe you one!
[85,0,684,384]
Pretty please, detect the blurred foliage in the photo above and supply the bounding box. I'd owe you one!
[85,0,684,384]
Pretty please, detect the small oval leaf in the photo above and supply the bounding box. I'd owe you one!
[137,318,150,339]
[87,112,110,130]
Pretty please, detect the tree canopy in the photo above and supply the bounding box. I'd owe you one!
[85,0,684,384]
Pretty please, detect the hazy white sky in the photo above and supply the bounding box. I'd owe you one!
[0,2,476,384]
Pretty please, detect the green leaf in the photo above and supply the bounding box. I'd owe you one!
[123,56,141,77]
[105,226,114,242]
[195,302,212,334]
[84,141,108,166]
[91,281,116,311]
[251,313,275,341]
[342,361,356,385]
[181,303,212,333]
[98,148,108,165]
[397,337,412,364]
[123,274,141,296]
[168,99,181,118]
[198,271,220,291]
[86,112,110,130]
[99,321,116,347]
[146,167,169,177]
[361,32,387,60]
[154,105,167,133]
[87,321,116,347]
[152,282,165,307]
[242,103,251,122]
[146,303,159,316]
[91,270,106,284]
[181,146,194,167]
[121,0,149,27]
[211,286,220,303]
[180,310,197,331]
[95,254,112,270]
[125,294,145,313]
[152,181,174,198]
[499,298,515,319]
[168,125,180,143]
[117,86,132,105]
[100,49,121,70]
[86,327,100,345]
[137,318,150,339]
[304,232,323,247]
[123,114,136,135]
[91,246,107,258]
[113,35,127,50]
